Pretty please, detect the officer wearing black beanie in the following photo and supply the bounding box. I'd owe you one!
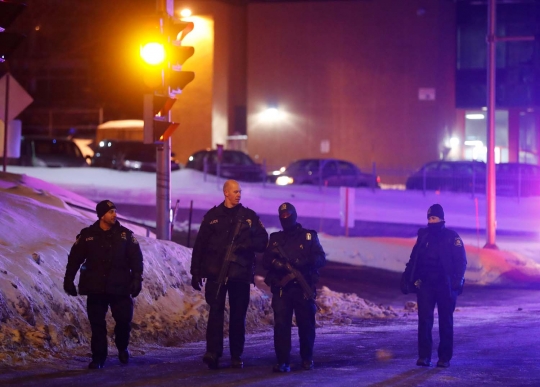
[63,200,144,369]
[263,202,326,373]
[401,204,467,368]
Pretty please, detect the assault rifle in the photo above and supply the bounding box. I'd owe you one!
[215,217,244,299]
[275,244,316,303]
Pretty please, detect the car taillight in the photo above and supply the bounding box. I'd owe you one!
[376,176,381,184]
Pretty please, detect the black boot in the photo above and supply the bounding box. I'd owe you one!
[416,358,432,367]
[231,356,244,369]
[302,360,314,370]
[203,352,219,370]
[88,359,105,369]
[272,363,290,373]
[118,349,130,364]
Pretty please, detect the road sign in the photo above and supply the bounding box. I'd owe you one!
[0,73,33,122]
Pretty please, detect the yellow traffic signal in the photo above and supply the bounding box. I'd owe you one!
[140,42,165,65]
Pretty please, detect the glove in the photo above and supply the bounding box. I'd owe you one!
[271,258,288,272]
[130,273,143,298]
[191,276,203,291]
[63,277,78,297]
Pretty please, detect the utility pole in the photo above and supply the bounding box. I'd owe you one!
[485,0,534,249]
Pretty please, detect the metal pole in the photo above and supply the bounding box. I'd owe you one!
[156,138,171,240]
[485,0,497,249]
[187,199,193,247]
[2,73,9,172]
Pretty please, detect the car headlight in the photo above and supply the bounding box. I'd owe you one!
[276,176,294,186]
[124,160,142,169]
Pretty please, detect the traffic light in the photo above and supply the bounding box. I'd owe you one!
[143,93,179,143]
[168,20,195,94]
[140,14,195,143]
[0,0,26,63]
[139,16,166,90]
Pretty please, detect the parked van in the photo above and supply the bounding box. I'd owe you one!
[18,136,88,167]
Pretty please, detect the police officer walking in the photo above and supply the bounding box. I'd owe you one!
[63,200,144,369]
[401,204,467,368]
[263,202,326,372]
[190,179,268,370]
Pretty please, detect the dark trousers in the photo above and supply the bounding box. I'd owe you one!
[272,284,317,364]
[87,294,133,362]
[416,282,457,362]
[204,280,250,358]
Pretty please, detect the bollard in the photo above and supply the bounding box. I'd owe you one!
[187,200,193,248]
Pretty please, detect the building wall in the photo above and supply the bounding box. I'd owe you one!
[172,1,247,165]
[246,0,457,181]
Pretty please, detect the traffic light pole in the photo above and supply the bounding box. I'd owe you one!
[484,0,533,249]
[2,72,9,172]
[156,137,171,240]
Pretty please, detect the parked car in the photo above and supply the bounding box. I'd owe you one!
[405,160,486,193]
[17,136,88,167]
[185,149,265,182]
[273,158,380,188]
[496,162,540,196]
[91,139,180,172]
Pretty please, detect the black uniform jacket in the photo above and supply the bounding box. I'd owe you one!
[403,224,467,291]
[190,203,268,283]
[65,220,144,295]
[263,224,326,290]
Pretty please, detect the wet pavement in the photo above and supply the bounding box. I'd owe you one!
[2,263,540,386]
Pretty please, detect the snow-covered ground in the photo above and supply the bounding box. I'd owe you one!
[1,167,540,366]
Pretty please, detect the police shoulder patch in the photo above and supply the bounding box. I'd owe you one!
[306,232,312,241]
[454,237,463,247]
[246,219,252,227]
[209,219,218,225]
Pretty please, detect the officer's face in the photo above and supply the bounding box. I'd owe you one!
[101,209,117,226]
[428,215,442,224]
[224,182,242,207]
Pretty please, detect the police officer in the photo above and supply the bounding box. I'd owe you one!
[190,179,268,370]
[263,202,326,372]
[401,204,467,368]
[63,200,144,369]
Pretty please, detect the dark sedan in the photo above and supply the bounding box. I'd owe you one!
[405,160,486,193]
[496,162,540,196]
[273,158,380,188]
[185,149,265,182]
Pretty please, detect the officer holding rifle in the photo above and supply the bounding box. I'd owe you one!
[190,179,268,370]
[263,202,326,373]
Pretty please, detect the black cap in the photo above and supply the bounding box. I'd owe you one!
[427,204,444,220]
[279,202,296,218]
[279,202,298,231]
[96,200,116,219]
